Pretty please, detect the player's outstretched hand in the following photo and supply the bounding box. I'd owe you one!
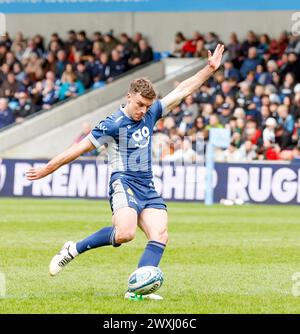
[207,44,225,71]
[26,167,48,181]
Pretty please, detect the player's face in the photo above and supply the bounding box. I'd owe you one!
[127,93,153,121]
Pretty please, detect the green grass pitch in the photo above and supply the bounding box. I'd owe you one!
[1,198,300,314]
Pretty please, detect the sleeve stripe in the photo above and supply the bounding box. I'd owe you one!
[87,133,100,148]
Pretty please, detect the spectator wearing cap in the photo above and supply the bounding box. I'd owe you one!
[240,47,261,79]
[219,103,232,126]
[263,117,277,145]
[0,98,14,129]
[178,110,194,136]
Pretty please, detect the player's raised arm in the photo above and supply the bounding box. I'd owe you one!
[26,137,95,180]
[161,44,224,113]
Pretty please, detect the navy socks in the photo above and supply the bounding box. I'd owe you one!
[75,228,166,269]
[76,226,119,254]
[138,240,166,268]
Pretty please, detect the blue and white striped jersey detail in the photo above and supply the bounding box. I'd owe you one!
[87,99,164,181]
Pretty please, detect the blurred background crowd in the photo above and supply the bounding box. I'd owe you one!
[1,29,300,162]
[153,30,300,162]
[0,29,153,126]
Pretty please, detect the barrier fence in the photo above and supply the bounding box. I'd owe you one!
[1,159,300,204]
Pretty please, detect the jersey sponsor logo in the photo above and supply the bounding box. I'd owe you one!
[132,126,150,148]
[97,122,108,133]
[127,188,134,196]
[0,160,6,193]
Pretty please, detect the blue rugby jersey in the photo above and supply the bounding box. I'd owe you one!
[87,99,165,183]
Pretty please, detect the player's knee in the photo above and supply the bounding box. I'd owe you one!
[115,229,135,244]
[154,228,168,245]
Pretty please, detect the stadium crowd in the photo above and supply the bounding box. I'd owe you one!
[0,30,154,128]
[2,29,300,162]
[152,30,300,162]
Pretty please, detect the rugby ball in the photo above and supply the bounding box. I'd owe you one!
[128,266,164,295]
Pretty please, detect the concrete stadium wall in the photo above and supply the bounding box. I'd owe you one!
[0,61,165,155]
[5,11,297,51]
[2,59,205,158]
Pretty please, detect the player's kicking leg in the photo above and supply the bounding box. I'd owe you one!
[124,208,168,300]
[49,207,137,276]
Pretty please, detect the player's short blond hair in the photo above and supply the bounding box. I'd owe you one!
[128,78,156,100]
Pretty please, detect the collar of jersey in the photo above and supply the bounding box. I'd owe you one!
[119,104,145,123]
[119,104,134,121]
